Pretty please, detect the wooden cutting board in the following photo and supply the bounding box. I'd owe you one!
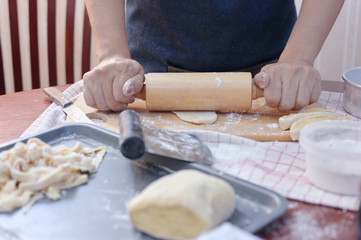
[70,93,304,141]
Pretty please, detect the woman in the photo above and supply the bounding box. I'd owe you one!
[83,0,344,112]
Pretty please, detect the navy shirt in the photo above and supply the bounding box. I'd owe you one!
[126,1,296,73]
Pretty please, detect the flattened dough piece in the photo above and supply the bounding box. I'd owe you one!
[299,108,335,113]
[279,110,342,130]
[290,115,351,141]
[127,170,236,240]
[173,111,217,124]
[278,107,352,140]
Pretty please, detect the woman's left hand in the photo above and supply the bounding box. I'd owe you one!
[254,61,321,112]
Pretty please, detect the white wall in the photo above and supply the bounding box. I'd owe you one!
[295,0,361,81]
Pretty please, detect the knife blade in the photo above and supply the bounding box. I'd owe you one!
[43,87,93,124]
[118,109,213,165]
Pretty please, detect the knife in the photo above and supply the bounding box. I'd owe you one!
[43,87,93,124]
[118,109,213,165]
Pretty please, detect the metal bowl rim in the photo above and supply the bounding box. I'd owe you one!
[342,67,361,88]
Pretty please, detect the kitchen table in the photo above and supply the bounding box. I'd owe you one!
[0,81,358,240]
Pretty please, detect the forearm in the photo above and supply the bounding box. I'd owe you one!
[279,0,344,65]
[85,0,130,63]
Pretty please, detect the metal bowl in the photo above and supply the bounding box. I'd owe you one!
[343,67,361,119]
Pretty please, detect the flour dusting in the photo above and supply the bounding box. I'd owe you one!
[267,123,279,129]
[261,202,355,240]
[215,77,222,88]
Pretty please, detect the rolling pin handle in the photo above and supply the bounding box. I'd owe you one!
[118,110,145,160]
[252,79,264,100]
[134,86,146,100]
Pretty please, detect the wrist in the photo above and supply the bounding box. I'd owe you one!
[278,54,315,67]
[96,44,130,64]
[97,53,130,65]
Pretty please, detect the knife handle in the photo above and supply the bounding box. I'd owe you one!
[118,110,145,160]
[43,87,72,108]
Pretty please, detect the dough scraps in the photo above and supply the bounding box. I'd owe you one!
[173,111,217,124]
[0,138,106,212]
[127,169,236,240]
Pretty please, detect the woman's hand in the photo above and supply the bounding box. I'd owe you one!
[254,61,321,112]
[83,58,144,111]
[253,0,343,112]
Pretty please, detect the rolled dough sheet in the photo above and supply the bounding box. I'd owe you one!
[173,111,217,124]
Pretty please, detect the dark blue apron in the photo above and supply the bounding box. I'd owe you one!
[126,1,296,73]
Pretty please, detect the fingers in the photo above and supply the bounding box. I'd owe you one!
[102,73,126,111]
[120,64,144,99]
[123,73,144,96]
[122,73,144,104]
[309,73,321,104]
[83,68,105,109]
[83,66,112,111]
[293,68,321,110]
[278,76,298,112]
[113,62,144,105]
[83,84,96,108]
[261,65,282,108]
[254,72,270,89]
[293,81,311,110]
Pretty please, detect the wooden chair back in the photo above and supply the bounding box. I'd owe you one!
[0,0,96,95]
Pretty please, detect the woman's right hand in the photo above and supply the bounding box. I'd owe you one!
[83,58,144,111]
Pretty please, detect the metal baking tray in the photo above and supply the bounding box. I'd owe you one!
[0,124,287,240]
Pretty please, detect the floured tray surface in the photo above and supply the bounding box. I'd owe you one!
[0,124,287,239]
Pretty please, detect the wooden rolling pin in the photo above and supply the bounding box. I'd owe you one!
[135,72,264,112]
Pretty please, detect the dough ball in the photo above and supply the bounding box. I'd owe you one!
[173,111,217,124]
[127,170,236,240]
